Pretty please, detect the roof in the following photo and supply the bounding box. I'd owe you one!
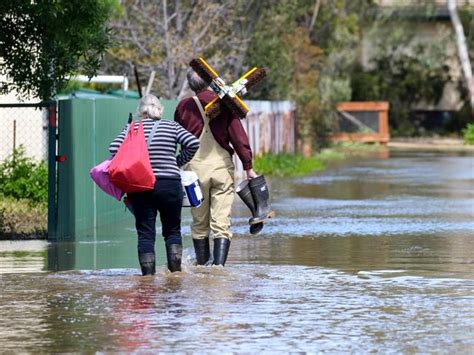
[56,88,118,100]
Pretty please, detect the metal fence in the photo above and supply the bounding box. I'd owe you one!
[0,103,50,162]
[0,102,56,241]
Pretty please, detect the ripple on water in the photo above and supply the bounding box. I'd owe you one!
[0,264,473,353]
[1,153,473,352]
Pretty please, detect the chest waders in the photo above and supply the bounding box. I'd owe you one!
[186,96,235,266]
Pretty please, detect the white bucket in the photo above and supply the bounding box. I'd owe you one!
[180,171,204,208]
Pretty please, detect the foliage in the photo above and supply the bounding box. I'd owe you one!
[103,0,467,143]
[0,0,120,101]
[351,24,452,136]
[303,0,369,147]
[244,1,298,100]
[60,80,117,95]
[105,0,371,147]
[0,147,48,205]
[105,0,269,98]
[246,0,370,149]
[462,124,474,145]
[0,196,47,239]
[254,142,384,177]
[254,153,325,177]
[287,27,326,149]
[457,7,474,118]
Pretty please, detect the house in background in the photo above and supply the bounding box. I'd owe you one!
[362,0,473,130]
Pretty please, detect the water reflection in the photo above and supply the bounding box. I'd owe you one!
[1,151,473,352]
[1,264,473,353]
[0,240,47,274]
[229,234,474,278]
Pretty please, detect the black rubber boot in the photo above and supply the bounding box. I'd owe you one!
[166,244,182,272]
[236,180,264,234]
[138,252,156,276]
[248,175,275,225]
[212,238,231,266]
[193,238,210,265]
[250,221,264,234]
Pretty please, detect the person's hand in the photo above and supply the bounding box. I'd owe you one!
[245,168,258,180]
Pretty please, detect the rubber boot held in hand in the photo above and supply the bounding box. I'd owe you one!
[248,175,274,225]
[138,252,156,276]
[236,180,264,235]
[166,244,182,272]
[212,238,230,266]
[193,237,210,265]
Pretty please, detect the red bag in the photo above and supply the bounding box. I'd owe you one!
[109,121,156,193]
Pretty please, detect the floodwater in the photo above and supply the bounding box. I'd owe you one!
[1,150,473,353]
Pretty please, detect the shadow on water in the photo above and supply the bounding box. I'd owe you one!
[1,150,473,352]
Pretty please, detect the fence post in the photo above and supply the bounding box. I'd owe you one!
[12,120,16,153]
[47,102,57,240]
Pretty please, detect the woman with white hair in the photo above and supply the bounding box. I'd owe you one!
[109,94,199,275]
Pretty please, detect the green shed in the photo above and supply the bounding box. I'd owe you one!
[49,97,179,241]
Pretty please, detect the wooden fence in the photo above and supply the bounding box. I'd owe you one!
[232,100,296,178]
[331,101,390,145]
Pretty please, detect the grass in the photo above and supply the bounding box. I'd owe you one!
[254,142,384,177]
[254,153,325,177]
[462,123,474,145]
[0,195,47,240]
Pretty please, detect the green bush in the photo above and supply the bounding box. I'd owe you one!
[462,123,474,145]
[350,26,452,137]
[0,147,48,205]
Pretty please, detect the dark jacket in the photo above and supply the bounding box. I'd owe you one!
[174,90,253,170]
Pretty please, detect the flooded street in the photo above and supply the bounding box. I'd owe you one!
[1,150,473,352]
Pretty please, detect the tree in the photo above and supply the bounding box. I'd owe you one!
[448,0,473,115]
[244,0,299,100]
[351,24,452,136]
[0,0,119,101]
[288,27,324,154]
[246,0,370,151]
[104,0,265,99]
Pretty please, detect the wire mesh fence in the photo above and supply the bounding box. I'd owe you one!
[0,104,49,162]
[336,110,380,134]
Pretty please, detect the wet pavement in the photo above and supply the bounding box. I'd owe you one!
[1,150,473,352]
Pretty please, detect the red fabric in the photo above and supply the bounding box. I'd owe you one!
[109,121,156,193]
[174,90,253,170]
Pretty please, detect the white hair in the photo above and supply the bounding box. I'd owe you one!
[138,94,164,119]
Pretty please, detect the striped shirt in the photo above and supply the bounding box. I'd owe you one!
[109,118,199,179]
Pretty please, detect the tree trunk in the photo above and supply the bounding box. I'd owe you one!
[447,0,474,114]
[309,0,321,32]
[163,0,176,98]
